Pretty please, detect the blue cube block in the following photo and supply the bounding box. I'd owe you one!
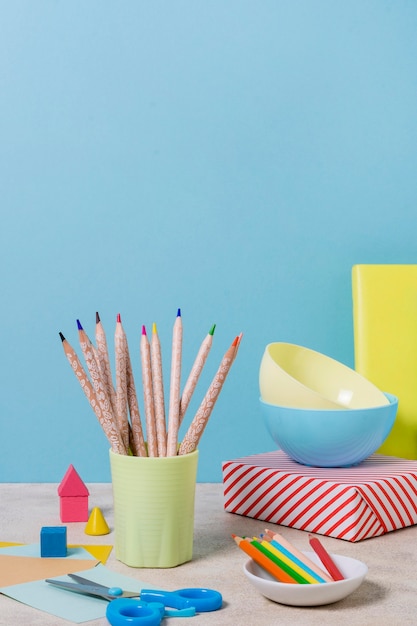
[40,526,67,557]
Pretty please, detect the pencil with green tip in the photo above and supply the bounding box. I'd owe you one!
[179,323,216,425]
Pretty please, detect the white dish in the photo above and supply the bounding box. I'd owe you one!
[243,551,367,606]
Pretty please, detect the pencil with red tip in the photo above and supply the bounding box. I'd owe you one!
[308,535,344,581]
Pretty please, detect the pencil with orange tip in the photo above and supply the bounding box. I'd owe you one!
[166,308,183,456]
[232,535,297,584]
[151,322,167,457]
[140,325,158,457]
[178,334,240,456]
[179,324,216,425]
[59,332,125,455]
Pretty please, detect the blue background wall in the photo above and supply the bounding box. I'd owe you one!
[1,1,416,482]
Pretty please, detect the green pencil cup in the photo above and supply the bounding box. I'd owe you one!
[109,448,199,568]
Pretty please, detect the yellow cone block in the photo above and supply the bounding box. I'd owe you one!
[85,507,110,536]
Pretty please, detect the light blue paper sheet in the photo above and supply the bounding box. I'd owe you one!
[0,542,97,559]
[0,544,156,623]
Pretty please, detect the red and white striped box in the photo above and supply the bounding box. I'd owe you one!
[222,451,417,542]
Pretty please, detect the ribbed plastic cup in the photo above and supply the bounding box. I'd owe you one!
[109,448,198,568]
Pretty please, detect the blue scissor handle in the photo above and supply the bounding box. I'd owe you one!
[106,599,164,626]
[141,587,223,612]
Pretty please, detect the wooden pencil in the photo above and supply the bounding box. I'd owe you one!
[178,335,239,455]
[140,325,158,456]
[125,353,147,457]
[77,319,120,450]
[150,322,167,457]
[179,324,215,425]
[114,314,130,452]
[95,312,117,417]
[59,332,125,454]
[166,309,183,456]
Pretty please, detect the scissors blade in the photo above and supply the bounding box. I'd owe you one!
[51,573,140,600]
[45,578,112,600]
[68,573,115,593]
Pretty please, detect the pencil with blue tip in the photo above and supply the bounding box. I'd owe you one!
[167,308,183,456]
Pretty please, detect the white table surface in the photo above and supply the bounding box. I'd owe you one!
[1,483,417,625]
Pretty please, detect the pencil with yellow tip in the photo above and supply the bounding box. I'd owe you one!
[151,322,167,457]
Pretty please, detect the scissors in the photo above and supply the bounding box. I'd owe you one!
[45,573,222,625]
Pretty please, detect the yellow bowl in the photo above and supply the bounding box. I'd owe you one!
[259,342,389,409]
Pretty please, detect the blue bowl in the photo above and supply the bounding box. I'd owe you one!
[260,393,398,467]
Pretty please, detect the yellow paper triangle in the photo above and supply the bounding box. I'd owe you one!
[69,544,113,564]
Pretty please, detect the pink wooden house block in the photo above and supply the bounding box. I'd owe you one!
[58,464,89,522]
